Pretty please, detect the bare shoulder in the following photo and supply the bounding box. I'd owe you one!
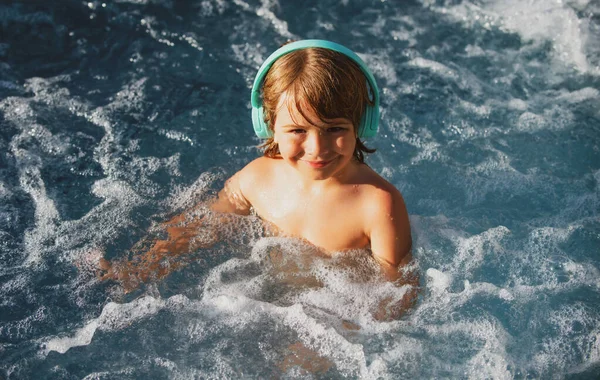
[211,157,274,215]
[238,156,273,175]
[354,165,411,267]
[236,156,277,191]
[355,166,406,212]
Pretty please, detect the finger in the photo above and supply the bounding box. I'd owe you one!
[99,258,112,271]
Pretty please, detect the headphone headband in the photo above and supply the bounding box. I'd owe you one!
[251,39,379,139]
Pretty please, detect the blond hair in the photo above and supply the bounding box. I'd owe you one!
[259,47,376,163]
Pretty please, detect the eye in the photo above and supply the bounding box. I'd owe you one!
[289,129,306,134]
[326,126,348,133]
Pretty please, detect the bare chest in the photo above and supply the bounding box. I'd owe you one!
[250,188,368,251]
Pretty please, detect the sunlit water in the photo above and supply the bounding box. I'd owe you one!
[1,0,600,378]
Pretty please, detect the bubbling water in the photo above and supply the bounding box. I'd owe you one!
[1,0,599,378]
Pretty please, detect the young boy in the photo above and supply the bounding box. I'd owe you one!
[100,40,415,315]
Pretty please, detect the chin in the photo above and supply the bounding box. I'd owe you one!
[302,163,349,181]
[308,172,333,181]
[287,155,353,181]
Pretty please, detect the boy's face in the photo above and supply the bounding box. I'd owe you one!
[272,93,357,181]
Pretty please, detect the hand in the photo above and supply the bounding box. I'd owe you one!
[372,259,420,321]
[97,257,143,293]
[96,213,211,293]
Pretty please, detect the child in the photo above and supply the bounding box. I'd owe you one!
[100,40,416,317]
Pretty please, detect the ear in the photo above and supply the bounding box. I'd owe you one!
[271,118,278,143]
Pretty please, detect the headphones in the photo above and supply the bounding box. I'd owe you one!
[250,39,379,139]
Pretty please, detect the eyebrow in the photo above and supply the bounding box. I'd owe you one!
[281,120,352,129]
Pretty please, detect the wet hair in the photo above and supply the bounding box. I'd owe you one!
[259,46,376,163]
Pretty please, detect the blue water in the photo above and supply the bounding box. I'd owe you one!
[1,0,600,378]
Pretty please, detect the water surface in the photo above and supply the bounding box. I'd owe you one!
[1,0,599,378]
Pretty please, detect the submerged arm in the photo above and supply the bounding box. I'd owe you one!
[368,189,419,320]
[371,251,420,321]
[98,210,213,292]
[210,172,252,215]
[99,172,252,292]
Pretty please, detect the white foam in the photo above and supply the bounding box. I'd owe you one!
[231,0,252,11]
[113,0,149,3]
[210,294,254,314]
[43,320,99,354]
[255,0,296,39]
[516,105,575,133]
[1,97,61,264]
[406,57,459,81]
[498,288,514,301]
[201,256,265,304]
[458,99,491,117]
[0,305,47,343]
[466,345,512,380]
[556,87,600,104]
[464,44,486,57]
[231,43,267,69]
[296,275,408,323]
[451,225,510,276]
[485,0,591,72]
[274,303,368,378]
[462,143,548,206]
[367,335,424,377]
[158,129,194,146]
[440,120,482,141]
[2,75,153,265]
[491,225,600,304]
[434,0,595,72]
[507,98,528,111]
[516,111,546,132]
[418,274,517,322]
[250,238,415,322]
[419,318,513,379]
[426,268,451,293]
[531,302,600,375]
[24,76,72,107]
[42,295,172,355]
[13,73,193,256]
[198,0,229,16]
[55,177,147,256]
[0,181,10,199]
[387,120,446,164]
[361,52,398,86]
[164,171,216,211]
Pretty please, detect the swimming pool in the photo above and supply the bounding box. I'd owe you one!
[1,0,599,378]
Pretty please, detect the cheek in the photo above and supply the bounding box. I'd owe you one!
[278,136,303,155]
[336,135,356,152]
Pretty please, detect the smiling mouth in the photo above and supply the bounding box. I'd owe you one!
[302,157,336,168]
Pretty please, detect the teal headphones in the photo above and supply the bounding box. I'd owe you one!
[250,39,379,139]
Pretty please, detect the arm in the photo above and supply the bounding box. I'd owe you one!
[98,210,212,292]
[210,171,252,215]
[99,171,253,292]
[367,189,419,320]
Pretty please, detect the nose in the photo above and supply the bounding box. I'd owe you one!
[304,130,330,156]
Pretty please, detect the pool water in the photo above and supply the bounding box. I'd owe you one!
[1,0,600,378]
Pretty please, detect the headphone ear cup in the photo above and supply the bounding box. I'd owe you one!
[358,105,372,139]
[359,105,378,138]
[252,106,273,138]
[370,105,379,137]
